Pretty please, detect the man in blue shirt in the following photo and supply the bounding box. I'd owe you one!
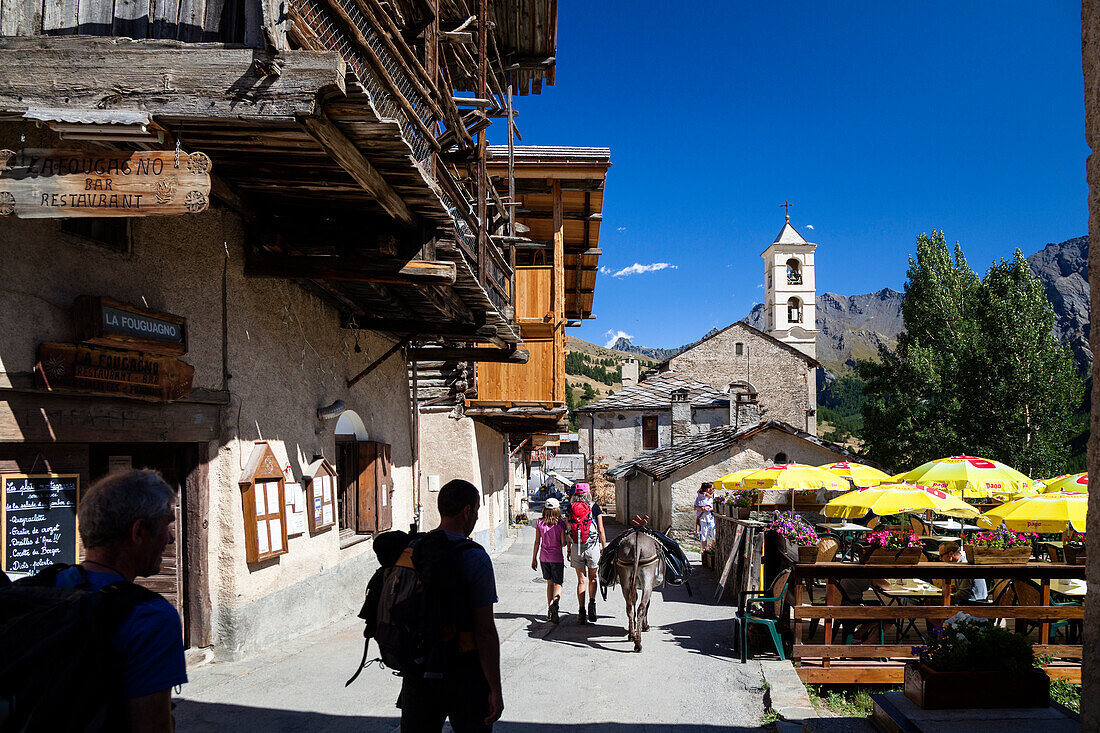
[399,479,502,732]
[55,469,187,733]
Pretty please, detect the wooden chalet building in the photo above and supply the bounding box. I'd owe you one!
[0,0,573,657]
[413,145,611,530]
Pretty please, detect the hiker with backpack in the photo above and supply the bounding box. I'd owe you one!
[530,497,566,623]
[389,479,503,732]
[565,484,606,624]
[0,469,186,732]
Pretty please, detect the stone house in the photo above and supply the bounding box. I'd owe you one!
[605,420,857,538]
[0,0,566,661]
[658,321,820,434]
[575,371,732,468]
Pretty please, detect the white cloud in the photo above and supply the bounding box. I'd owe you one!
[757,283,764,288]
[604,329,633,347]
[611,262,678,278]
[805,224,814,230]
[617,226,627,232]
[599,266,612,275]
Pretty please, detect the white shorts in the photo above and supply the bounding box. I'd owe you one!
[570,542,600,570]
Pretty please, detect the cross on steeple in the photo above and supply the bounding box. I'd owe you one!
[780,200,793,222]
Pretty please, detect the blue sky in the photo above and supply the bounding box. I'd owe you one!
[485,2,1086,349]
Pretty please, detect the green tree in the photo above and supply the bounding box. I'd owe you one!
[582,382,596,401]
[859,232,1083,477]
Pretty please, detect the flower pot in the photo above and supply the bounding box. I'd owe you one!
[903,663,1050,709]
[857,544,923,564]
[797,544,818,563]
[1065,545,1087,565]
[734,507,751,520]
[964,545,1031,565]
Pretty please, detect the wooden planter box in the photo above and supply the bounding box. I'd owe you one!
[858,544,923,564]
[964,545,1031,565]
[778,536,819,564]
[733,507,750,520]
[1065,545,1087,565]
[904,663,1050,709]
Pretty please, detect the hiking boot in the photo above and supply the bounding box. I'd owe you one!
[577,608,587,625]
[587,599,597,621]
[549,599,560,624]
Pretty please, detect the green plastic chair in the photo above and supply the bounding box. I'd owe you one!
[734,568,791,662]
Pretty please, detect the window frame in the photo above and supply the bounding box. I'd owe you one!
[642,415,659,450]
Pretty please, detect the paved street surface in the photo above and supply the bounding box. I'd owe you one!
[177,524,766,731]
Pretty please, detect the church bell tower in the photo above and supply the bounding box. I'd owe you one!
[761,207,818,360]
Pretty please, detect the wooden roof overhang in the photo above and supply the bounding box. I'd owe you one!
[0,36,519,346]
[486,145,610,321]
[462,401,566,434]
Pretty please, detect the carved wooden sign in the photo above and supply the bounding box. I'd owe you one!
[0,148,211,218]
[35,342,194,402]
[74,295,188,356]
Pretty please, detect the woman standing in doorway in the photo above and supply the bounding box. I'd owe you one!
[532,498,566,623]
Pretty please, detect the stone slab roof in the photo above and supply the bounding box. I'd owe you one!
[575,371,728,413]
[604,420,859,481]
[657,320,820,370]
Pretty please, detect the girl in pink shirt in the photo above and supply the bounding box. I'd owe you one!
[532,498,566,623]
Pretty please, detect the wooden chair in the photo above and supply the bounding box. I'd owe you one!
[909,515,928,536]
[733,568,791,662]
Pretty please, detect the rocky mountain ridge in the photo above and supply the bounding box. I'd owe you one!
[617,235,1090,377]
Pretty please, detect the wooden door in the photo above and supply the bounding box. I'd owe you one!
[336,439,359,532]
[356,442,379,533]
[376,443,392,532]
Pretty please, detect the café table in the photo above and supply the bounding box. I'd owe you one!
[930,519,981,536]
[877,579,943,642]
[815,522,873,560]
[1050,578,1086,598]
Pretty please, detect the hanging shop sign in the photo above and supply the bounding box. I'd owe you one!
[74,295,188,356]
[35,342,194,402]
[0,148,211,218]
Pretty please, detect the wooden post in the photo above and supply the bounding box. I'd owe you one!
[794,579,805,648]
[823,579,838,670]
[1040,578,1051,643]
[506,81,517,308]
[552,178,565,399]
[476,0,488,286]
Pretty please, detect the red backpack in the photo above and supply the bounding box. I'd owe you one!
[569,502,596,544]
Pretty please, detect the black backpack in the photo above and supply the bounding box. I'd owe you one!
[0,564,160,732]
[346,530,478,685]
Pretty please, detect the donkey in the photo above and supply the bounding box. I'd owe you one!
[615,530,662,652]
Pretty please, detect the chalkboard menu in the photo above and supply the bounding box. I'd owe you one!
[2,474,79,576]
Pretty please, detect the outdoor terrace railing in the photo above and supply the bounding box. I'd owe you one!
[788,561,1084,685]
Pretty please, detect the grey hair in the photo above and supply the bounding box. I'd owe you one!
[79,469,178,548]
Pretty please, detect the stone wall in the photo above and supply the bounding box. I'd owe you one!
[581,406,732,470]
[416,409,508,550]
[1082,1,1100,725]
[664,322,816,434]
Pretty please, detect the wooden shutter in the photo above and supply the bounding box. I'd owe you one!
[356,441,378,534]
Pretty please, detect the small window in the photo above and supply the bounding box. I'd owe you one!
[642,416,658,450]
[774,452,788,465]
[787,297,802,324]
[735,342,744,356]
[59,219,130,253]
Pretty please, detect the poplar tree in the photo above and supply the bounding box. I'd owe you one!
[858,233,1082,476]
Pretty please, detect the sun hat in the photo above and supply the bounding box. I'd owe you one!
[545,498,560,509]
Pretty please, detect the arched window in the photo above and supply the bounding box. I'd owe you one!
[774,452,788,465]
[786,258,802,285]
[787,297,802,324]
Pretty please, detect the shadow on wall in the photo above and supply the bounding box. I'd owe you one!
[175,701,764,732]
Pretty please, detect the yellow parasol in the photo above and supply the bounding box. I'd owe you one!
[818,461,892,488]
[1039,472,1088,494]
[741,463,847,491]
[980,490,1087,533]
[714,468,761,491]
[824,482,981,520]
[899,455,1034,499]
